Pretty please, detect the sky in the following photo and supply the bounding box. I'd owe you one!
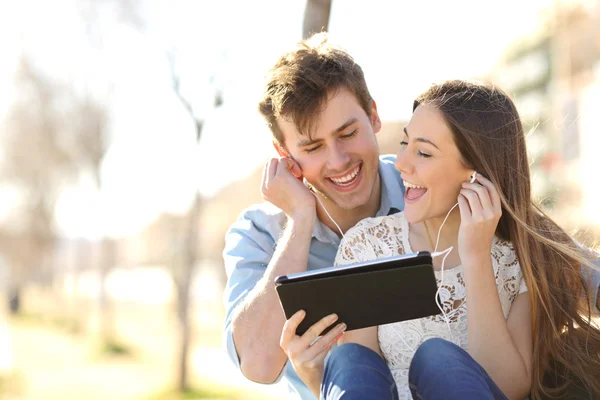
[0,0,560,239]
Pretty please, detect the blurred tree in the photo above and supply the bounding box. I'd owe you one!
[167,50,224,392]
[77,0,123,347]
[70,94,114,343]
[104,0,215,390]
[303,0,332,39]
[0,57,77,313]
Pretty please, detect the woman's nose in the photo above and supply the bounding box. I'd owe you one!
[394,150,413,175]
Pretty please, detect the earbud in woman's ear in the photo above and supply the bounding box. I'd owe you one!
[469,171,477,184]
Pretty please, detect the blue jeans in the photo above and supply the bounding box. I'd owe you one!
[321,339,508,400]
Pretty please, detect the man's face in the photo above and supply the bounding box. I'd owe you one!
[277,88,382,212]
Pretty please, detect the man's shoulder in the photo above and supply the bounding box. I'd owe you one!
[227,202,287,239]
[379,154,397,164]
[378,154,400,178]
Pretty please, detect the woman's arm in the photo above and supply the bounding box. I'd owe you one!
[462,259,532,399]
[459,175,533,400]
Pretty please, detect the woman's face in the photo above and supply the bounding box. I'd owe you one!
[394,104,473,224]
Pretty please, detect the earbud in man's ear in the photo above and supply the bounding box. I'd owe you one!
[469,171,477,184]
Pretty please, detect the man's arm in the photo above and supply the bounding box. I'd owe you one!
[229,214,315,383]
[224,157,318,384]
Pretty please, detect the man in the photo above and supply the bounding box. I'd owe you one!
[222,32,402,399]
[222,33,600,399]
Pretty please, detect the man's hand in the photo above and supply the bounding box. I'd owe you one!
[280,310,346,397]
[261,157,316,221]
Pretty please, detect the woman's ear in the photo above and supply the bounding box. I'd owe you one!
[370,100,382,134]
[272,140,290,158]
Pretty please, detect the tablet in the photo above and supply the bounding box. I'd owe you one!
[275,251,440,336]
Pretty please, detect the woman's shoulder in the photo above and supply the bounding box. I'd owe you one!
[335,212,408,265]
[491,237,518,260]
[343,212,406,242]
[491,236,522,275]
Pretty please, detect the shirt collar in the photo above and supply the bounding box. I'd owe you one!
[311,155,405,245]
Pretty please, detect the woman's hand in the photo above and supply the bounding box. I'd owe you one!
[457,173,502,265]
[280,310,347,397]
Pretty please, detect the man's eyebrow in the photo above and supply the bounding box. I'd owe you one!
[297,118,359,147]
[403,127,440,150]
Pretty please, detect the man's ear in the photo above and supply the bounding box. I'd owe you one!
[272,140,290,158]
[370,100,382,134]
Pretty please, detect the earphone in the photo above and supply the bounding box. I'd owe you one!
[470,170,478,184]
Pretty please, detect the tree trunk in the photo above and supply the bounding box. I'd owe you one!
[303,0,332,39]
[7,285,21,315]
[99,237,115,342]
[177,194,201,392]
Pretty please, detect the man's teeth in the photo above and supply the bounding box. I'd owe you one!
[403,180,426,189]
[330,166,360,185]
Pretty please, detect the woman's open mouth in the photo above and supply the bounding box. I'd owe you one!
[404,180,428,202]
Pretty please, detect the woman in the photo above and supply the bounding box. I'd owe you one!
[280,80,600,399]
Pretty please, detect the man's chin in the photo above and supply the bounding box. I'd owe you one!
[324,191,370,212]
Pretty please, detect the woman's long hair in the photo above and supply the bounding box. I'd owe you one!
[414,80,600,398]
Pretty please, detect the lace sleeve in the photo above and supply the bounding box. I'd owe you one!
[518,275,528,294]
[334,214,408,267]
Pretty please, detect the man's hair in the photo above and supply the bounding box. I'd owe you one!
[258,32,373,147]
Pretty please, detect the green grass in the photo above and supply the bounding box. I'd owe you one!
[10,311,81,334]
[98,337,135,357]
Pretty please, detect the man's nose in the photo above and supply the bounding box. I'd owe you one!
[327,143,351,171]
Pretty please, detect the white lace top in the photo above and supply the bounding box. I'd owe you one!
[334,212,528,399]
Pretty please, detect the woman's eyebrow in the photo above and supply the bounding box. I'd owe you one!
[403,127,440,150]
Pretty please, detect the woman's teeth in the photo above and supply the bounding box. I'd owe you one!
[330,166,360,186]
[403,180,426,189]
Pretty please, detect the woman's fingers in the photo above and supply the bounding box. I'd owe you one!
[459,188,482,219]
[461,182,492,217]
[474,174,502,213]
[457,192,471,218]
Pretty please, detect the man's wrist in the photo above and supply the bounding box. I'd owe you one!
[288,209,317,227]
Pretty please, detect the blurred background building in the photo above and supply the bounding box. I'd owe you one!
[0,0,599,399]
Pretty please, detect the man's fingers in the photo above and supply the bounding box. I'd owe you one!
[304,322,346,360]
[280,309,306,350]
[298,313,339,348]
[268,158,279,181]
